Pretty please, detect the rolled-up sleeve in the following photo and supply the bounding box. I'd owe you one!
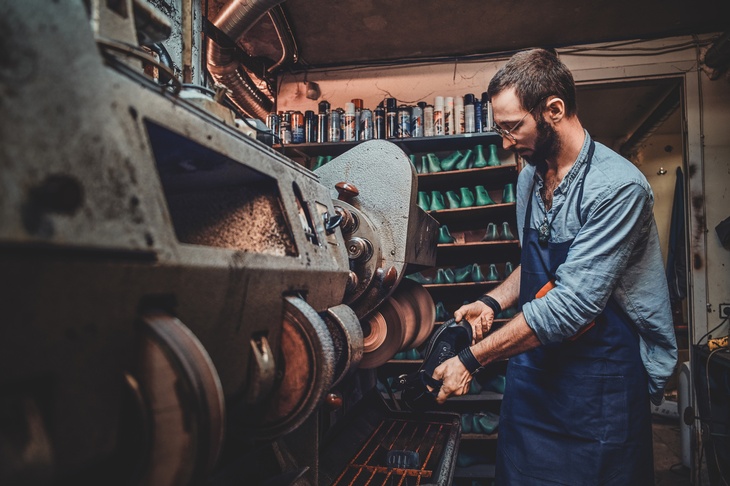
[523,181,654,344]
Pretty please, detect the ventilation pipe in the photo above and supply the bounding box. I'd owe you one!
[206,0,286,119]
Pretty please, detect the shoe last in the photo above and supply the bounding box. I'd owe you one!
[454,264,472,283]
[429,191,446,211]
[472,144,488,168]
[475,412,500,434]
[502,183,516,203]
[435,301,450,321]
[504,261,515,277]
[443,268,456,283]
[406,271,432,284]
[417,191,430,211]
[475,185,496,206]
[486,263,500,281]
[438,225,456,244]
[427,152,442,173]
[455,149,473,170]
[445,190,461,209]
[487,143,501,166]
[500,222,515,240]
[471,263,485,282]
[434,268,448,284]
[459,187,475,207]
[482,222,498,241]
[439,150,462,171]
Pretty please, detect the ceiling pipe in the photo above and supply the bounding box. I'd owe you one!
[620,86,681,158]
[207,0,286,119]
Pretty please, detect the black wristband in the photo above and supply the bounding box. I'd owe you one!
[478,294,502,315]
[458,346,482,374]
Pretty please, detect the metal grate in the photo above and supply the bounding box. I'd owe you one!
[332,416,456,486]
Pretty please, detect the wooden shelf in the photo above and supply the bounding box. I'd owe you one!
[427,203,517,230]
[417,164,518,191]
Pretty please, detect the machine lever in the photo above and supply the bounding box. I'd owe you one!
[323,211,343,234]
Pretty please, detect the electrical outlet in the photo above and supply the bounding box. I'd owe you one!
[720,304,730,318]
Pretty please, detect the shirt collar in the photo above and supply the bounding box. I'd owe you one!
[533,130,592,195]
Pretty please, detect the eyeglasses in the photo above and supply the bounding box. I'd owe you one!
[492,97,547,142]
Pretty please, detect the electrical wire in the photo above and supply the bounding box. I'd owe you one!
[695,317,728,345]
[704,347,729,485]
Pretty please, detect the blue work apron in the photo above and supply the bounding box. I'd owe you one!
[495,141,654,485]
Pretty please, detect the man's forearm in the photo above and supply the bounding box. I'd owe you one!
[472,312,541,366]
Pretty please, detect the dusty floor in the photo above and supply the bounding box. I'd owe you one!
[653,416,691,485]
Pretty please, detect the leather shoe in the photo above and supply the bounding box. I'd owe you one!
[400,318,473,411]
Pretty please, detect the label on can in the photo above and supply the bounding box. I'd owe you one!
[374,107,385,139]
[433,108,444,136]
[424,105,434,137]
[317,113,328,143]
[411,105,423,138]
[397,105,411,138]
[291,111,304,144]
[329,110,341,142]
[360,109,373,140]
[344,114,357,141]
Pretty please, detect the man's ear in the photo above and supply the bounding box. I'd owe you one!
[546,97,565,122]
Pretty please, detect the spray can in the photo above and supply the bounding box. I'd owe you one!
[481,92,492,132]
[304,110,316,143]
[344,102,357,141]
[411,103,424,138]
[434,96,444,136]
[318,100,330,115]
[374,106,386,139]
[397,105,411,138]
[351,99,363,141]
[359,108,373,140]
[279,111,292,145]
[474,95,483,132]
[266,112,279,142]
[444,97,454,135]
[464,94,475,133]
[291,111,305,144]
[329,109,341,142]
[424,104,434,137]
[317,113,328,143]
[385,98,398,139]
[454,96,464,134]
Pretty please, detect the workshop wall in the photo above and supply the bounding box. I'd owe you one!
[276,33,730,342]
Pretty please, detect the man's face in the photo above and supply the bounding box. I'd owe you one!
[491,88,560,169]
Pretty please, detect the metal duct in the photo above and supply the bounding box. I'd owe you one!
[207,0,286,119]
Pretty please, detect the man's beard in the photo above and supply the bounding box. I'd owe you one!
[522,115,560,173]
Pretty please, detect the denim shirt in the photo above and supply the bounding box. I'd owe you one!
[518,131,678,404]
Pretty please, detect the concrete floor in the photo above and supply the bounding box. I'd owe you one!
[653,416,691,485]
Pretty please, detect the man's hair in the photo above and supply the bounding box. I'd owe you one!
[487,48,577,117]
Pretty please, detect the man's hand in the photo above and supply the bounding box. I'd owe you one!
[431,356,471,404]
[454,300,494,343]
